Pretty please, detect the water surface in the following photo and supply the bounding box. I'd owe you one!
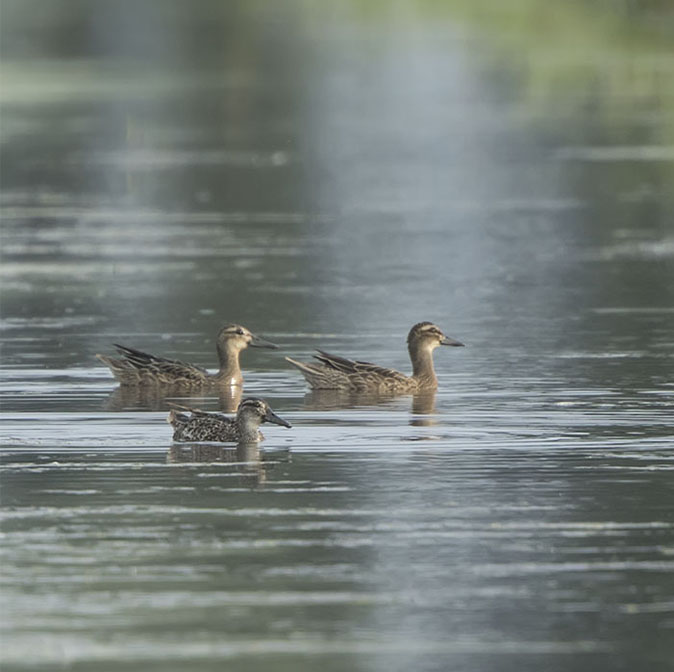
[1,1,673,671]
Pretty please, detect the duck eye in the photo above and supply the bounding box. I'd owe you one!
[236,328,245,335]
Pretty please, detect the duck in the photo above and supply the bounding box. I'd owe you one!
[96,324,277,387]
[285,321,464,393]
[167,398,292,443]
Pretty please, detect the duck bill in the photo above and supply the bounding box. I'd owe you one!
[249,334,279,349]
[264,409,292,428]
[440,336,464,347]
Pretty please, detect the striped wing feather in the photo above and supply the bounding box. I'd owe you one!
[313,350,409,384]
[113,344,209,384]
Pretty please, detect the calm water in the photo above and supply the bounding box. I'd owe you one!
[1,1,673,671]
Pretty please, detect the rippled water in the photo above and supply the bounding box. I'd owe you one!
[1,1,673,671]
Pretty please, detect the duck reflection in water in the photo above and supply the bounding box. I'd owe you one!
[410,390,439,427]
[304,390,435,415]
[167,442,274,486]
[104,384,243,413]
[303,389,438,425]
[301,389,398,411]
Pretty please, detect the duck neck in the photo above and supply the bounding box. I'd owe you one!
[215,342,243,386]
[409,344,438,388]
[236,412,261,443]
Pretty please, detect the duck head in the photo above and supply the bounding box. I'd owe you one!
[217,324,278,354]
[237,398,292,429]
[407,321,464,353]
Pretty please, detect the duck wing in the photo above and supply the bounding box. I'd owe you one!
[166,403,235,441]
[313,350,410,384]
[113,344,210,384]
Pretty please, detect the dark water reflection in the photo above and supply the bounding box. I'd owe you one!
[166,442,281,488]
[104,384,244,412]
[1,1,673,670]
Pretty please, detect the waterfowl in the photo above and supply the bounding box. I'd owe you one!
[167,398,292,443]
[285,321,463,393]
[96,324,277,387]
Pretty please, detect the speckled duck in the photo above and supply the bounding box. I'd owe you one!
[167,398,292,443]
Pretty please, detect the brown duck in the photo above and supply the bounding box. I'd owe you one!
[285,321,464,393]
[96,324,277,387]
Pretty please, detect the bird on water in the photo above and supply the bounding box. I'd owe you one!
[285,321,464,393]
[167,398,292,443]
[96,324,277,387]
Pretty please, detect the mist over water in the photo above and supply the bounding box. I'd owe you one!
[1,1,673,670]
